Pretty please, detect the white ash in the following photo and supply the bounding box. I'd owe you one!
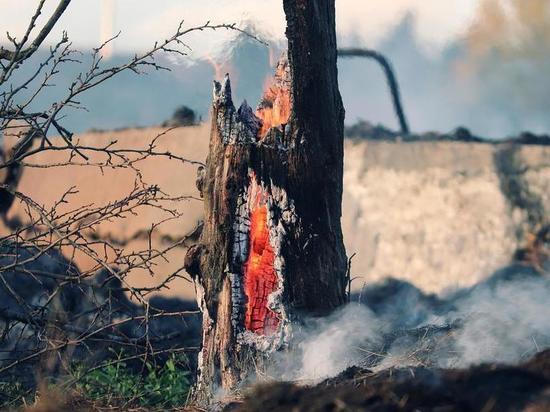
[193,277,212,394]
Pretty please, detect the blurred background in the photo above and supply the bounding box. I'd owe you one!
[1,0,548,298]
[3,0,550,138]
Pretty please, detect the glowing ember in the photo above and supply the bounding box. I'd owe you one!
[243,202,279,335]
[255,58,291,139]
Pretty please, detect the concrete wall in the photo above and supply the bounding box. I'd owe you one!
[343,139,549,293]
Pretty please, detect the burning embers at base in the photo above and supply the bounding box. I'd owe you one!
[233,172,294,347]
[230,167,297,350]
[234,174,283,338]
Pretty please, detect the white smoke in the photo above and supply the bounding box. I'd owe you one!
[273,271,550,383]
[295,304,382,381]
[447,278,550,366]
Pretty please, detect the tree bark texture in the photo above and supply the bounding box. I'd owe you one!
[185,0,347,403]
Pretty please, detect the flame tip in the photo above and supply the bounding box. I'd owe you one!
[255,55,291,139]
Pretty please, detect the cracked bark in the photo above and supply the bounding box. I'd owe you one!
[185,0,347,404]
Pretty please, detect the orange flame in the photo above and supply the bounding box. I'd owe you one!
[243,188,279,335]
[255,57,291,139]
[204,54,237,85]
[204,55,225,80]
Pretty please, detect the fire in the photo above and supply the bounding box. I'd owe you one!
[255,57,291,139]
[205,54,234,83]
[204,55,224,80]
[237,56,292,335]
[243,194,279,335]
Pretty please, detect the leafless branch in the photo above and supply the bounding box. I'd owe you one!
[0,2,260,400]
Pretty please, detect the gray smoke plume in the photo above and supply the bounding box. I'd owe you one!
[295,304,382,381]
[272,265,550,383]
[444,276,550,366]
[340,2,550,138]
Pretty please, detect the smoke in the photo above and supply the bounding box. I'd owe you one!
[447,276,550,366]
[339,0,550,138]
[272,266,550,383]
[11,1,550,137]
[267,304,380,382]
[294,304,382,381]
[99,0,115,59]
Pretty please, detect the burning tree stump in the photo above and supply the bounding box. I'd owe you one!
[185,0,347,403]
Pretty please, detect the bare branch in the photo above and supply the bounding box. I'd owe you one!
[338,48,410,135]
[0,0,71,64]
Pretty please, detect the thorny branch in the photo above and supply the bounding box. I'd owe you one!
[0,0,258,396]
[0,0,71,68]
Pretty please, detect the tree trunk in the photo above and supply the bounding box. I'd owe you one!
[185,0,346,404]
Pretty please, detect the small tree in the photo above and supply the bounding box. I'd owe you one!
[164,105,198,127]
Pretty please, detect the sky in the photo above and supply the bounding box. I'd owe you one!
[6,0,547,138]
[1,0,480,59]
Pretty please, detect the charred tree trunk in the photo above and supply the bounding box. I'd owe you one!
[185,0,347,403]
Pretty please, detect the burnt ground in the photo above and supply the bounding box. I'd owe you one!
[2,238,548,409]
[227,349,550,412]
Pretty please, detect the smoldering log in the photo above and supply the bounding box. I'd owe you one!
[185,65,297,401]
